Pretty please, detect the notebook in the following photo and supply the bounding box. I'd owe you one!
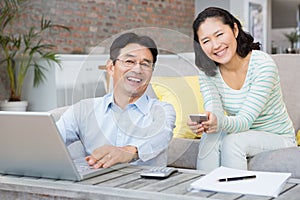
[189,166,291,197]
[0,111,128,181]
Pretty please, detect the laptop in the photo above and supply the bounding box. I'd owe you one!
[0,111,128,181]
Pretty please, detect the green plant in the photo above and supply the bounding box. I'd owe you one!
[283,30,299,50]
[0,0,70,101]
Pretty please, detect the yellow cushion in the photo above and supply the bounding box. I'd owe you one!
[151,76,204,138]
[297,130,300,146]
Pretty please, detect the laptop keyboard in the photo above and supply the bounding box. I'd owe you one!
[73,158,95,173]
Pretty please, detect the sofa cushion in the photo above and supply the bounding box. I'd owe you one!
[167,138,199,169]
[248,147,300,178]
[151,76,204,138]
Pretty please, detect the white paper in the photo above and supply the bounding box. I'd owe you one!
[189,166,291,197]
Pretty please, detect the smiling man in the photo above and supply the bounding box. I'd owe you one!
[56,33,176,168]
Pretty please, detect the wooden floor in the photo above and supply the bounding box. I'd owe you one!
[0,165,299,200]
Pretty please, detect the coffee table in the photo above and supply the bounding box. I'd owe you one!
[0,165,299,199]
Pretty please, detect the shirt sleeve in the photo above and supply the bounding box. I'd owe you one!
[56,104,80,146]
[135,101,176,165]
[199,71,225,132]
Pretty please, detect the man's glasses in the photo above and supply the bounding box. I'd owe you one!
[116,58,153,71]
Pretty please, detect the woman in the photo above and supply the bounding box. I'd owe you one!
[188,7,297,172]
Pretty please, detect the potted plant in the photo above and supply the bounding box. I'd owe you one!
[0,0,70,111]
[283,30,299,53]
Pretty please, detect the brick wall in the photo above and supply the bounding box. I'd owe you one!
[12,0,195,53]
[0,0,195,100]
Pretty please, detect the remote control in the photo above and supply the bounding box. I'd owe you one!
[140,167,178,179]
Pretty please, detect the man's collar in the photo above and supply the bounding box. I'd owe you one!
[104,93,114,113]
[133,94,149,115]
[104,93,149,114]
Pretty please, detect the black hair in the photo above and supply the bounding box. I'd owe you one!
[193,7,261,76]
[109,32,158,65]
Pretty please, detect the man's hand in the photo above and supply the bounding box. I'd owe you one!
[85,145,138,169]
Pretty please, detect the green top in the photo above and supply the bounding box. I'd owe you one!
[199,50,294,135]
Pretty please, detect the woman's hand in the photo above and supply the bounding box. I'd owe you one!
[187,117,205,136]
[202,112,218,133]
[187,111,218,135]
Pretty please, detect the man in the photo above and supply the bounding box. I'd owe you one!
[56,32,176,168]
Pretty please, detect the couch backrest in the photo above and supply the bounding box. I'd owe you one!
[271,54,300,132]
[154,53,199,77]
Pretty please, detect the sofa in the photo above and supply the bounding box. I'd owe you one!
[49,53,300,178]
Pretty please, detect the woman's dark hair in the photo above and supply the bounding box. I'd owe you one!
[193,7,260,76]
[110,32,158,65]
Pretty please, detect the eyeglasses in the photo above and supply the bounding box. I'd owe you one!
[116,58,153,71]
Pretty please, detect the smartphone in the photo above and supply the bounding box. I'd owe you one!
[189,114,208,124]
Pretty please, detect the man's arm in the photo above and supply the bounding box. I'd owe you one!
[86,100,176,168]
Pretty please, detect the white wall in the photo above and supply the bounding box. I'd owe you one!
[195,0,230,15]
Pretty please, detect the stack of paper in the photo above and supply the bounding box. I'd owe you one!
[189,166,291,197]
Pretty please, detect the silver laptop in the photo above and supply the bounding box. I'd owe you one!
[0,111,128,181]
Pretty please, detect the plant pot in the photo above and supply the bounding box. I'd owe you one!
[0,100,28,111]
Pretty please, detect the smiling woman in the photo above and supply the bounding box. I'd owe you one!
[189,7,296,172]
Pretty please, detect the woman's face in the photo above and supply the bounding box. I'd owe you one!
[197,17,239,65]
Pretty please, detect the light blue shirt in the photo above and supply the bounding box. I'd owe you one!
[56,93,176,166]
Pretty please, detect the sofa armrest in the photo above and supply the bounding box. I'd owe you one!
[167,138,199,169]
[248,147,300,178]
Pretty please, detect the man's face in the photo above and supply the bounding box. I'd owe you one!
[108,43,154,99]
